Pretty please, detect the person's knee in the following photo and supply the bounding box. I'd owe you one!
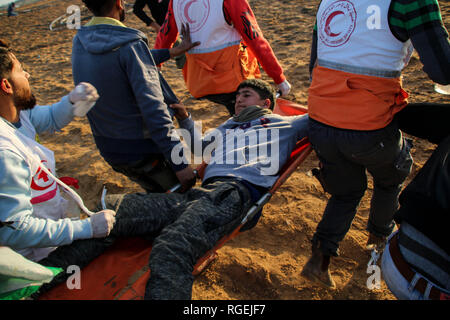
[323,171,367,198]
[374,138,413,188]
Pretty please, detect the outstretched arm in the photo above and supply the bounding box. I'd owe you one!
[27,83,98,134]
[224,0,286,85]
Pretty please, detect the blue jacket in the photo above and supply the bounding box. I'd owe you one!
[72,23,187,170]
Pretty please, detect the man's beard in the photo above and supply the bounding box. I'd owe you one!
[13,87,36,111]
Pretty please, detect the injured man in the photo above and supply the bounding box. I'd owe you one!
[1,75,309,299]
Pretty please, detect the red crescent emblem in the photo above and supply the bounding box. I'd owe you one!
[31,162,55,191]
[184,0,198,24]
[325,11,344,37]
[318,1,357,47]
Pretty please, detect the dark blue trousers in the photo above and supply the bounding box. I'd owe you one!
[308,119,413,256]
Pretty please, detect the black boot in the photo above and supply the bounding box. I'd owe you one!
[301,244,336,289]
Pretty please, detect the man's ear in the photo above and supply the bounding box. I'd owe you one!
[263,98,271,109]
[0,78,13,95]
[117,0,124,10]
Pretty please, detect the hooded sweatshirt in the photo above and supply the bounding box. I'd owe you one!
[72,18,187,170]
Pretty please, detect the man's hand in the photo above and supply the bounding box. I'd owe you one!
[89,209,116,238]
[150,21,161,33]
[175,166,196,192]
[69,82,99,105]
[169,23,201,58]
[170,103,189,121]
[69,82,99,117]
[277,80,292,97]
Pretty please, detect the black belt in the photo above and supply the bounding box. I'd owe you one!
[389,233,450,300]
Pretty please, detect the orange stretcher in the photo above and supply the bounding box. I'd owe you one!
[38,98,311,300]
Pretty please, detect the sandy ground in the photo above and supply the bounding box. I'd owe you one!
[1,0,448,300]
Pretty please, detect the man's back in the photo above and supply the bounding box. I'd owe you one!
[72,21,185,172]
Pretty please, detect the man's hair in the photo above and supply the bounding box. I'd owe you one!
[236,79,277,110]
[0,39,13,80]
[82,0,116,16]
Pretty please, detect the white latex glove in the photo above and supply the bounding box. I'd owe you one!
[277,80,291,97]
[89,209,116,238]
[69,82,99,117]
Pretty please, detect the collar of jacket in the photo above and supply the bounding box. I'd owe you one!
[85,17,127,27]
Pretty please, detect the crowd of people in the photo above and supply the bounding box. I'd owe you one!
[0,0,448,300]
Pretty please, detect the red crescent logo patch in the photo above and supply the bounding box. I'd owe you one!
[177,0,210,33]
[319,0,357,47]
[30,161,55,191]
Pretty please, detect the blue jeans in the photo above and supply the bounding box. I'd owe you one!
[381,232,449,300]
[309,119,412,256]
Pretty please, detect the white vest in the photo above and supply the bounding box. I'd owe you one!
[316,0,413,78]
[0,117,92,261]
[17,113,64,214]
[173,0,241,53]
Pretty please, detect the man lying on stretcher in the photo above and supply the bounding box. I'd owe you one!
[8,79,309,300]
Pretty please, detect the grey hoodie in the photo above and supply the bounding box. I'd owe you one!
[72,24,187,170]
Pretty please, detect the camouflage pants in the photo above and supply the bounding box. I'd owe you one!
[34,178,252,300]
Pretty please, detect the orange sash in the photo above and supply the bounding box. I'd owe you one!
[308,66,408,130]
[182,44,261,98]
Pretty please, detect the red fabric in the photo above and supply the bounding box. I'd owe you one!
[59,177,79,189]
[38,238,152,300]
[30,184,57,204]
[155,0,177,50]
[274,98,308,116]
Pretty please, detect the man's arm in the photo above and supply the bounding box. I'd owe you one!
[27,83,99,134]
[0,150,92,249]
[171,103,220,163]
[149,48,171,66]
[390,0,450,84]
[224,0,286,85]
[153,23,200,63]
[26,96,74,134]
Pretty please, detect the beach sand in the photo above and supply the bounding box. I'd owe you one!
[1,0,448,300]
